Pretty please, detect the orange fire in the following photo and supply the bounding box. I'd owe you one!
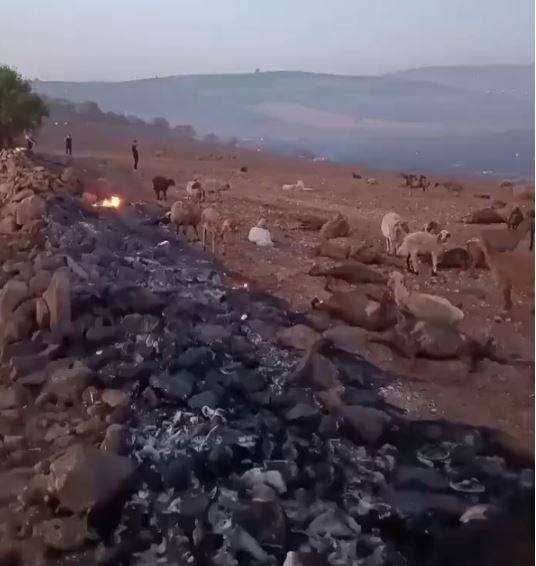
[95,195,122,208]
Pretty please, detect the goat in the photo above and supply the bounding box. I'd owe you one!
[152,176,175,201]
[381,212,409,255]
[388,271,464,326]
[169,201,201,241]
[200,207,233,254]
[470,239,534,311]
[312,289,396,331]
[397,230,452,275]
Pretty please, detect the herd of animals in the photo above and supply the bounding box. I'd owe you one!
[150,170,535,374]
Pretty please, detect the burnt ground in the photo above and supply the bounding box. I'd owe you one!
[35,123,534,455]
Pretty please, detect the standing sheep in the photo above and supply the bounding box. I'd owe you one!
[152,176,175,201]
[200,207,234,254]
[204,178,231,201]
[381,212,410,255]
[169,201,202,241]
[397,230,452,275]
[186,180,205,203]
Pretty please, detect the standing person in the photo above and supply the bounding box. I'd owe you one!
[25,132,35,154]
[65,134,72,155]
[131,139,139,170]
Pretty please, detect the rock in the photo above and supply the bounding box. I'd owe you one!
[44,364,93,402]
[29,270,51,295]
[0,387,17,409]
[15,195,46,226]
[290,349,341,391]
[285,403,321,426]
[393,466,450,492]
[241,468,287,494]
[338,405,392,446]
[150,371,195,401]
[61,167,82,184]
[276,324,321,351]
[0,215,17,234]
[3,298,36,343]
[34,516,88,551]
[0,280,30,336]
[122,313,160,334]
[386,489,467,518]
[35,298,50,329]
[100,423,126,454]
[161,454,192,491]
[47,444,136,513]
[33,253,66,272]
[101,389,130,408]
[86,324,121,345]
[188,390,219,410]
[234,499,287,550]
[42,269,72,337]
[194,323,231,346]
[284,552,329,566]
[308,508,360,538]
[323,325,369,355]
[177,347,213,369]
[319,213,350,239]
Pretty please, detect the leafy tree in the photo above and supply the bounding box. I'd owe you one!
[0,66,48,148]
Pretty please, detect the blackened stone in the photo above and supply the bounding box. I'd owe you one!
[234,499,287,550]
[194,323,231,346]
[208,444,233,475]
[318,415,338,438]
[247,319,278,340]
[177,347,213,370]
[230,335,253,355]
[96,362,121,387]
[161,454,192,491]
[338,406,392,446]
[386,490,467,519]
[106,287,167,315]
[85,347,121,371]
[341,387,379,407]
[237,369,267,393]
[149,371,195,401]
[117,362,155,382]
[285,403,321,426]
[177,493,210,519]
[264,460,299,484]
[122,313,160,335]
[284,552,329,566]
[393,466,450,492]
[86,325,121,346]
[188,390,219,410]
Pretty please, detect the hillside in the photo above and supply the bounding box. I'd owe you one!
[32,66,534,176]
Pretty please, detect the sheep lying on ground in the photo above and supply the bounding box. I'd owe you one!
[435,180,464,194]
[462,208,506,224]
[200,207,234,254]
[298,215,326,231]
[203,178,231,201]
[366,178,379,185]
[319,213,350,240]
[282,180,305,191]
[152,176,175,201]
[169,201,202,241]
[313,240,350,260]
[478,212,534,253]
[312,289,396,331]
[437,247,472,270]
[381,212,410,255]
[388,271,464,326]
[470,238,534,311]
[309,263,386,285]
[248,218,273,247]
[369,312,514,372]
[397,230,451,275]
[352,172,362,179]
[186,180,205,202]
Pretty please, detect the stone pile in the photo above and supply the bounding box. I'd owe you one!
[0,150,532,565]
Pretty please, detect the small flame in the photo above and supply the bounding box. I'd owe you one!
[95,195,121,208]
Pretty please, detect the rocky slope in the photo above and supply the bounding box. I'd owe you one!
[0,149,532,565]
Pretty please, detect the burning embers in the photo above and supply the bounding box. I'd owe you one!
[93,195,122,208]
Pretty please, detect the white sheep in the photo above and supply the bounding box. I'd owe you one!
[397,229,451,275]
[203,178,231,201]
[169,201,201,240]
[380,212,409,255]
[248,218,273,247]
[366,178,379,185]
[388,271,464,326]
[281,180,311,191]
[186,180,205,202]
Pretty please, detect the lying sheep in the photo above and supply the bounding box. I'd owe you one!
[397,230,451,276]
[369,313,511,372]
[313,240,350,261]
[471,238,534,310]
[437,247,472,270]
[319,213,350,240]
[169,201,202,241]
[462,208,506,225]
[248,218,273,247]
[282,180,305,191]
[200,207,234,254]
[186,179,205,203]
[352,172,362,179]
[366,178,379,185]
[388,271,464,326]
[380,212,410,255]
[204,178,231,201]
[312,289,396,331]
[152,176,175,201]
[309,263,386,285]
[435,180,464,194]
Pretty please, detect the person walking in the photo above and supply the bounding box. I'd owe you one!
[25,132,35,154]
[65,134,73,155]
[131,139,139,170]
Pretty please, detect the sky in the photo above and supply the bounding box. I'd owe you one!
[1,0,534,81]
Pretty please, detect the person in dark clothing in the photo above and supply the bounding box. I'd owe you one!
[25,133,35,154]
[131,140,139,170]
[65,134,72,155]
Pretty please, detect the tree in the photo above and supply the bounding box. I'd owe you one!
[0,66,48,148]
[150,116,170,129]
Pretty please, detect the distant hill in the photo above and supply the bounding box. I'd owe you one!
[31,66,534,176]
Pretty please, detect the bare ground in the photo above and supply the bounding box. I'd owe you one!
[38,127,535,453]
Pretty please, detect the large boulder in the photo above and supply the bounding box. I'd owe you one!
[276,324,321,352]
[0,215,17,234]
[42,269,73,337]
[47,444,136,513]
[15,195,46,226]
[0,280,31,342]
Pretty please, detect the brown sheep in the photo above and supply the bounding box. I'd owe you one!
[200,207,234,254]
[308,263,386,285]
[169,201,202,241]
[319,213,350,240]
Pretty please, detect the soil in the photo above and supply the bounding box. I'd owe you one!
[36,123,535,453]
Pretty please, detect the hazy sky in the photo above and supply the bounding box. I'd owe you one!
[1,0,534,81]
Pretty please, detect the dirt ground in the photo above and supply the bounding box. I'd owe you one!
[37,125,535,453]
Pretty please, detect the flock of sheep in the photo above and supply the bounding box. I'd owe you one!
[150,171,534,372]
